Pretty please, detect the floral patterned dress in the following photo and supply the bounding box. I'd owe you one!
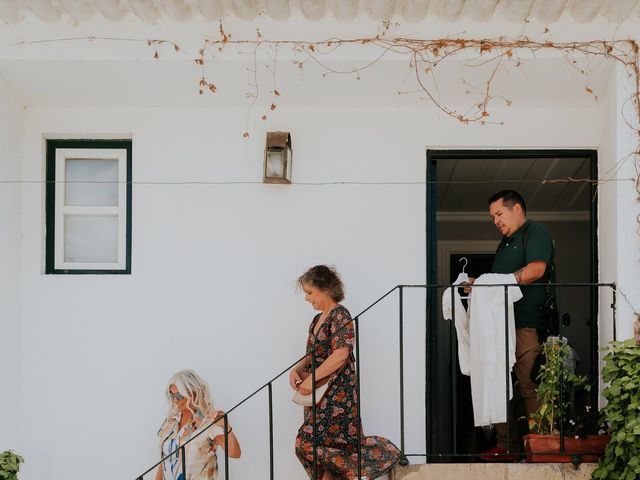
[295,305,400,479]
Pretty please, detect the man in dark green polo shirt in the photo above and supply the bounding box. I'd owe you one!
[480,190,554,461]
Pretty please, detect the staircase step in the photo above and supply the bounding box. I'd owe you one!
[393,463,597,480]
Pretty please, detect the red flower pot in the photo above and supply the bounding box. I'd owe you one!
[523,433,610,463]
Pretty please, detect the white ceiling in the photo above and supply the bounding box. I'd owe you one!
[437,156,592,213]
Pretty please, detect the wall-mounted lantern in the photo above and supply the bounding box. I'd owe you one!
[263,131,292,184]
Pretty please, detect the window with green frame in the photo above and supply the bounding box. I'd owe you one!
[45,139,132,274]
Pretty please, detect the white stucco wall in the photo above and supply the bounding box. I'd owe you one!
[0,76,23,452]
[2,16,639,479]
[15,103,608,480]
[598,63,640,345]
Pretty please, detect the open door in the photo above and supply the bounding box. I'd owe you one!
[425,149,598,461]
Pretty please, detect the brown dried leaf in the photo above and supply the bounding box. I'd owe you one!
[274,89,281,96]
[243,132,250,138]
[174,44,180,52]
[154,51,159,60]
[270,103,276,111]
[308,44,315,52]
[585,86,594,94]
[482,111,489,117]
[262,115,267,120]
[209,83,217,93]
[506,50,513,58]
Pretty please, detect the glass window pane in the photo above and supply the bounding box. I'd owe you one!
[64,215,118,263]
[65,158,119,206]
[266,149,285,178]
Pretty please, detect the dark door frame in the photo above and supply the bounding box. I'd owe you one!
[425,149,599,459]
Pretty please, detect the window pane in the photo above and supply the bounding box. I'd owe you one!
[65,158,118,206]
[64,215,118,263]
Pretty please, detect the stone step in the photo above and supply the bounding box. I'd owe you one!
[392,463,597,480]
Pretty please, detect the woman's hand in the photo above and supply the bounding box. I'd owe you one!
[297,376,312,395]
[211,409,242,459]
[210,410,231,431]
[289,369,302,391]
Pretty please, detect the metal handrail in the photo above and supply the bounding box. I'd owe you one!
[134,285,399,480]
[135,282,616,479]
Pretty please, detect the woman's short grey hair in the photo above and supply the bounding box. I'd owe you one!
[298,265,345,303]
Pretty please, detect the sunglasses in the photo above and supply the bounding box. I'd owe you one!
[169,390,185,401]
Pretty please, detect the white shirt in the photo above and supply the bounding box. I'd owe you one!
[468,273,522,426]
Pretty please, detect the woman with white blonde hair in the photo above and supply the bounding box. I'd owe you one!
[156,369,241,480]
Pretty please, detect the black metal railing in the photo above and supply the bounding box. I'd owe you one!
[134,282,616,479]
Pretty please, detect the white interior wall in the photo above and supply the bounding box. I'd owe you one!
[0,76,23,452]
[16,104,603,480]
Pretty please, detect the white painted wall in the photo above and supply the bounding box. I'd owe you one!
[0,76,23,452]
[598,63,640,346]
[15,102,607,480]
[3,20,638,477]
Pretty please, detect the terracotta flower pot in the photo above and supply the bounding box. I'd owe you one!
[523,433,610,463]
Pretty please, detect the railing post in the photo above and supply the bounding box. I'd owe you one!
[312,342,318,480]
[398,286,408,465]
[180,445,186,480]
[612,284,617,342]
[504,285,510,454]
[268,382,274,480]
[558,286,565,455]
[450,285,458,456]
[355,316,362,479]
[223,415,229,480]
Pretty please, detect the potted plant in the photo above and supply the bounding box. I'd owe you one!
[592,330,640,479]
[523,336,610,463]
[0,450,24,480]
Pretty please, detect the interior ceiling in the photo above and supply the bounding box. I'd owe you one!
[0,0,638,24]
[437,156,591,213]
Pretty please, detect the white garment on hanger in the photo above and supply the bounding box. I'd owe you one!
[468,273,522,427]
[442,286,470,376]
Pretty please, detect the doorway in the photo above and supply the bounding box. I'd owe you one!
[425,149,598,460]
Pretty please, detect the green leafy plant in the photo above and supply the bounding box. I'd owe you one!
[0,450,24,480]
[528,337,590,435]
[593,338,640,480]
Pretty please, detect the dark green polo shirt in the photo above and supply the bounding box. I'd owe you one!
[491,220,554,329]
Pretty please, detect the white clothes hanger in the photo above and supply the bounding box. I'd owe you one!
[453,257,470,300]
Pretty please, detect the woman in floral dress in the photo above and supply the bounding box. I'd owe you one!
[291,265,400,480]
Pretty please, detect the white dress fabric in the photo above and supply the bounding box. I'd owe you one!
[443,273,522,427]
[442,286,471,376]
[468,273,522,426]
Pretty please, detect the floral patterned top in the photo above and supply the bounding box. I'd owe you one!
[158,411,224,480]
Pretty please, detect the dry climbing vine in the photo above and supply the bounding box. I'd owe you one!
[5,29,640,224]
